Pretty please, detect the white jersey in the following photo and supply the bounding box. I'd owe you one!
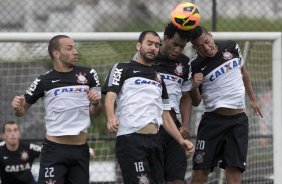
[152,54,192,113]
[43,85,91,135]
[102,61,170,136]
[190,40,245,112]
[25,66,101,136]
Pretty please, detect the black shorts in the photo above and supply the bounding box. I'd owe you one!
[38,139,90,184]
[192,112,248,172]
[116,133,164,184]
[158,120,187,181]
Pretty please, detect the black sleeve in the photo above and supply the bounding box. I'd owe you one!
[102,63,127,95]
[88,68,101,88]
[191,61,202,76]
[28,143,41,159]
[24,75,45,104]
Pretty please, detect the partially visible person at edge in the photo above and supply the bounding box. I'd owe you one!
[188,26,263,184]
[133,23,193,184]
[11,35,102,184]
[102,30,194,184]
[0,121,41,184]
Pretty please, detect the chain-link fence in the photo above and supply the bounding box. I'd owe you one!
[0,0,281,32]
[0,0,280,183]
[0,33,276,183]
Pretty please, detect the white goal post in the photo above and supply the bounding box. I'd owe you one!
[212,32,282,184]
[0,32,281,183]
[214,32,282,184]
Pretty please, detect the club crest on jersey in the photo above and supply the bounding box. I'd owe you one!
[76,72,88,84]
[20,150,29,161]
[174,63,184,76]
[222,49,233,60]
[137,173,149,184]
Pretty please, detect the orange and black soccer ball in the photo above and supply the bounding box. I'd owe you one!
[170,2,201,31]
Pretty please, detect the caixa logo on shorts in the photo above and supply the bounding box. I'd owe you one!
[26,78,41,96]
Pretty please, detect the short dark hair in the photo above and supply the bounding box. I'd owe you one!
[2,121,19,133]
[164,22,191,42]
[138,30,160,43]
[190,26,209,43]
[48,35,70,60]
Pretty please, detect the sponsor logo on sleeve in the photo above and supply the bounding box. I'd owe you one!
[112,68,123,85]
[26,78,41,96]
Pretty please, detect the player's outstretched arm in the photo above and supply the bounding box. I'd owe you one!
[241,66,263,118]
[11,95,31,117]
[190,72,203,106]
[180,92,192,138]
[88,88,102,117]
[105,92,119,133]
[162,111,194,155]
